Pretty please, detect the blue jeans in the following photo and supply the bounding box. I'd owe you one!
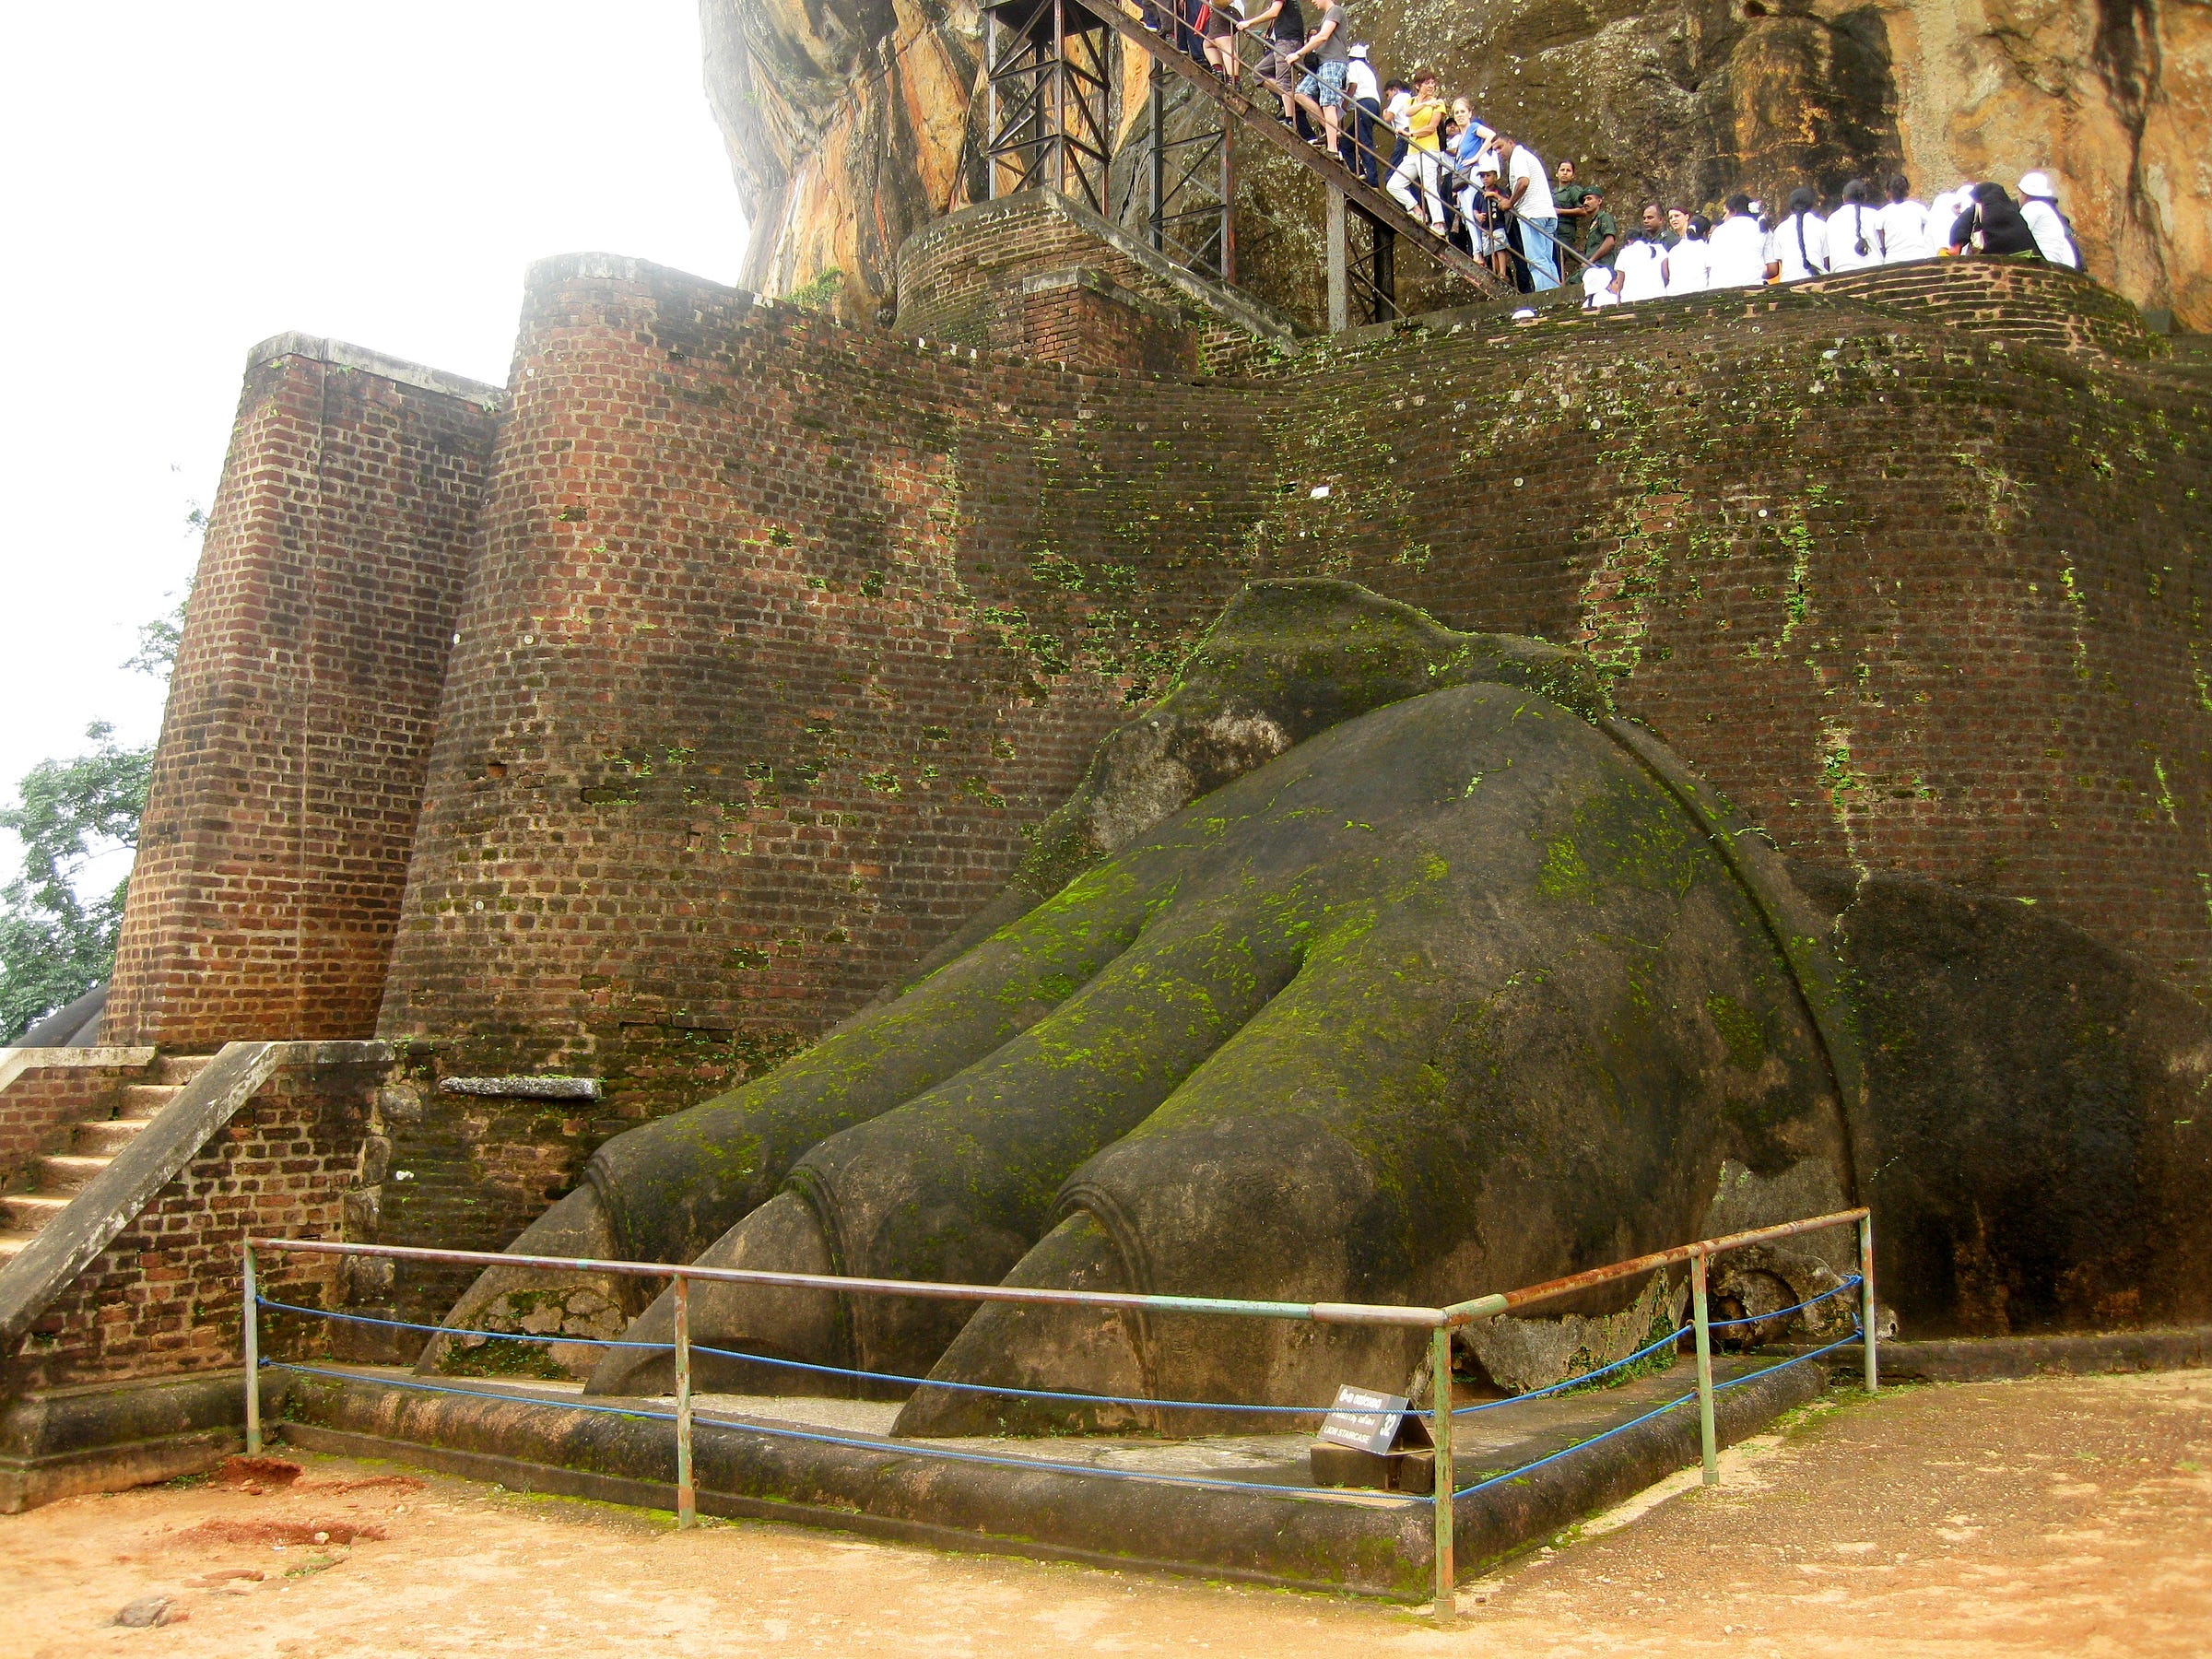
[1522,213,1560,288]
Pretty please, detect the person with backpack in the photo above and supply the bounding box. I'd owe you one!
[1950,182,2041,258]
[2017,172,2082,269]
[1827,179,1882,272]
[1764,187,1830,281]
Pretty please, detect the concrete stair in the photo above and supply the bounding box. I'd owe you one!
[0,1054,212,1264]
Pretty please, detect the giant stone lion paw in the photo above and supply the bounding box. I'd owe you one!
[420,581,1859,1434]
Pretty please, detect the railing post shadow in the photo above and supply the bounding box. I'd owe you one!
[674,1270,696,1528]
[1690,1249,1717,1487]
[1430,1321,1453,1620]
[242,1239,262,1455]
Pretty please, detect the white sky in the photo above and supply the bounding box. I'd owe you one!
[0,1,746,892]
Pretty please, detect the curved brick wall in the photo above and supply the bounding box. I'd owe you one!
[372,253,1280,1250]
[1803,257,2162,361]
[1253,273,2212,993]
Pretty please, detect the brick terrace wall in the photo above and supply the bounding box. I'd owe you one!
[1248,273,2212,992]
[371,253,1282,1273]
[1803,258,2163,362]
[989,268,1200,376]
[0,1061,150,1191]
[1,1065,379,1392]
[896,192,1290,373]
[103,339,501,1048]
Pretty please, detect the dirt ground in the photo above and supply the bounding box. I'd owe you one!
[4,1370,2206,1658]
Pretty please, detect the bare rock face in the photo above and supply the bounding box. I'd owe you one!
[701,0,2207,330]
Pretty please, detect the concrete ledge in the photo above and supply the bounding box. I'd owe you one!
[0,1370,286,1513]
[282,1357,1826,1596]
[1869,1325,2212,1382]
[0,1046,155,1096]
[247,334,505,409]
[0,1041,393,1343]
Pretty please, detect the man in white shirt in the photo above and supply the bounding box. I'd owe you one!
[2017,171,2081,269]
[1707,193,1768,288]
[1492,133,1561,290]
[1764,187,1829,282]
[1611,205,1668,302]
[1877,173,1936,263]
[1928,183,1975,252]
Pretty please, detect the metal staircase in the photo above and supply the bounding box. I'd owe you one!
[982,0,1513,326]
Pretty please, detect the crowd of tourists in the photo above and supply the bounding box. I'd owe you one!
[1136,0,2085,301]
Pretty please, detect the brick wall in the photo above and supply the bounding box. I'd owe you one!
[895,191,1291,372]
[103,338,501,1048]
[3,1065,379,1392]
[370,253,1282,1266]
[1803,257,2163,361]
[1249,275,2212,993]
[0,1061,149,1190]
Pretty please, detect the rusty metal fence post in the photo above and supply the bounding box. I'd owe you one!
[1689,1249,1717,1487]
[1430,1321,1453,1620]
[242,1240,262,1454]
[674,1270,696,1528]
[1858,1213,1878,1394]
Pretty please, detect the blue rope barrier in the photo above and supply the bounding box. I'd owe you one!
[255,1296,1339,1418]
[1450,1274,1863,1417]
[1446,1329,1866,1500]
[269,1361,1423,1506]
[1707,1275,1863,1332]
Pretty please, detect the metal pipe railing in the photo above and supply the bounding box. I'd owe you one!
[242,1204,1877,1618]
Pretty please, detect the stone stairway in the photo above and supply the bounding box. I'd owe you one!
[0,1053,212,1263]
[1100,0,1513,303]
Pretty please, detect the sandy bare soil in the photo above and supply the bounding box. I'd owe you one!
[4,1370,2206,1658]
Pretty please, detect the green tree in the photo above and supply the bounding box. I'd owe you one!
[0,724,155,1038]
[0,581,186,1040]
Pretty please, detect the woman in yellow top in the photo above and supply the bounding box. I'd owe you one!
[1384,71,1448,231]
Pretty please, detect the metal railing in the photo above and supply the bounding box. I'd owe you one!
[243,1206,1875,1616]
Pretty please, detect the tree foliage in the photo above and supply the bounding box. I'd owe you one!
[0,724,155,1039]
[0,581,184,1040]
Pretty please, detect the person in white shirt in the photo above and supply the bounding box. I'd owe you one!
[1764,187,1830,282]
[1826,179,1882,272]
[1929,183,1976,252]
[1581,262,1620,310]
[1343,45,1382,186]
[1492,134,1561,289]
[1662,213,1712,295]
[1611,205,1668,302]
[2017,171,2082,269]
[1877,173,1936,263]
[1707,193,1769,288]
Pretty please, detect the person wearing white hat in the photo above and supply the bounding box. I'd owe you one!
[1344,44,1382,185]
[2017,172,2081,268]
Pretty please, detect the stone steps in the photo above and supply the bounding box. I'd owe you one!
[0,1053,213,1263]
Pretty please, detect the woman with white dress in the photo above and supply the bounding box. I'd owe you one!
[1662,214,1712,295]
[1826,179,1883,273]
[1877,172,1936,264]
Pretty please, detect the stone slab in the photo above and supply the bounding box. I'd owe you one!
[279,1355,1830,1597]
